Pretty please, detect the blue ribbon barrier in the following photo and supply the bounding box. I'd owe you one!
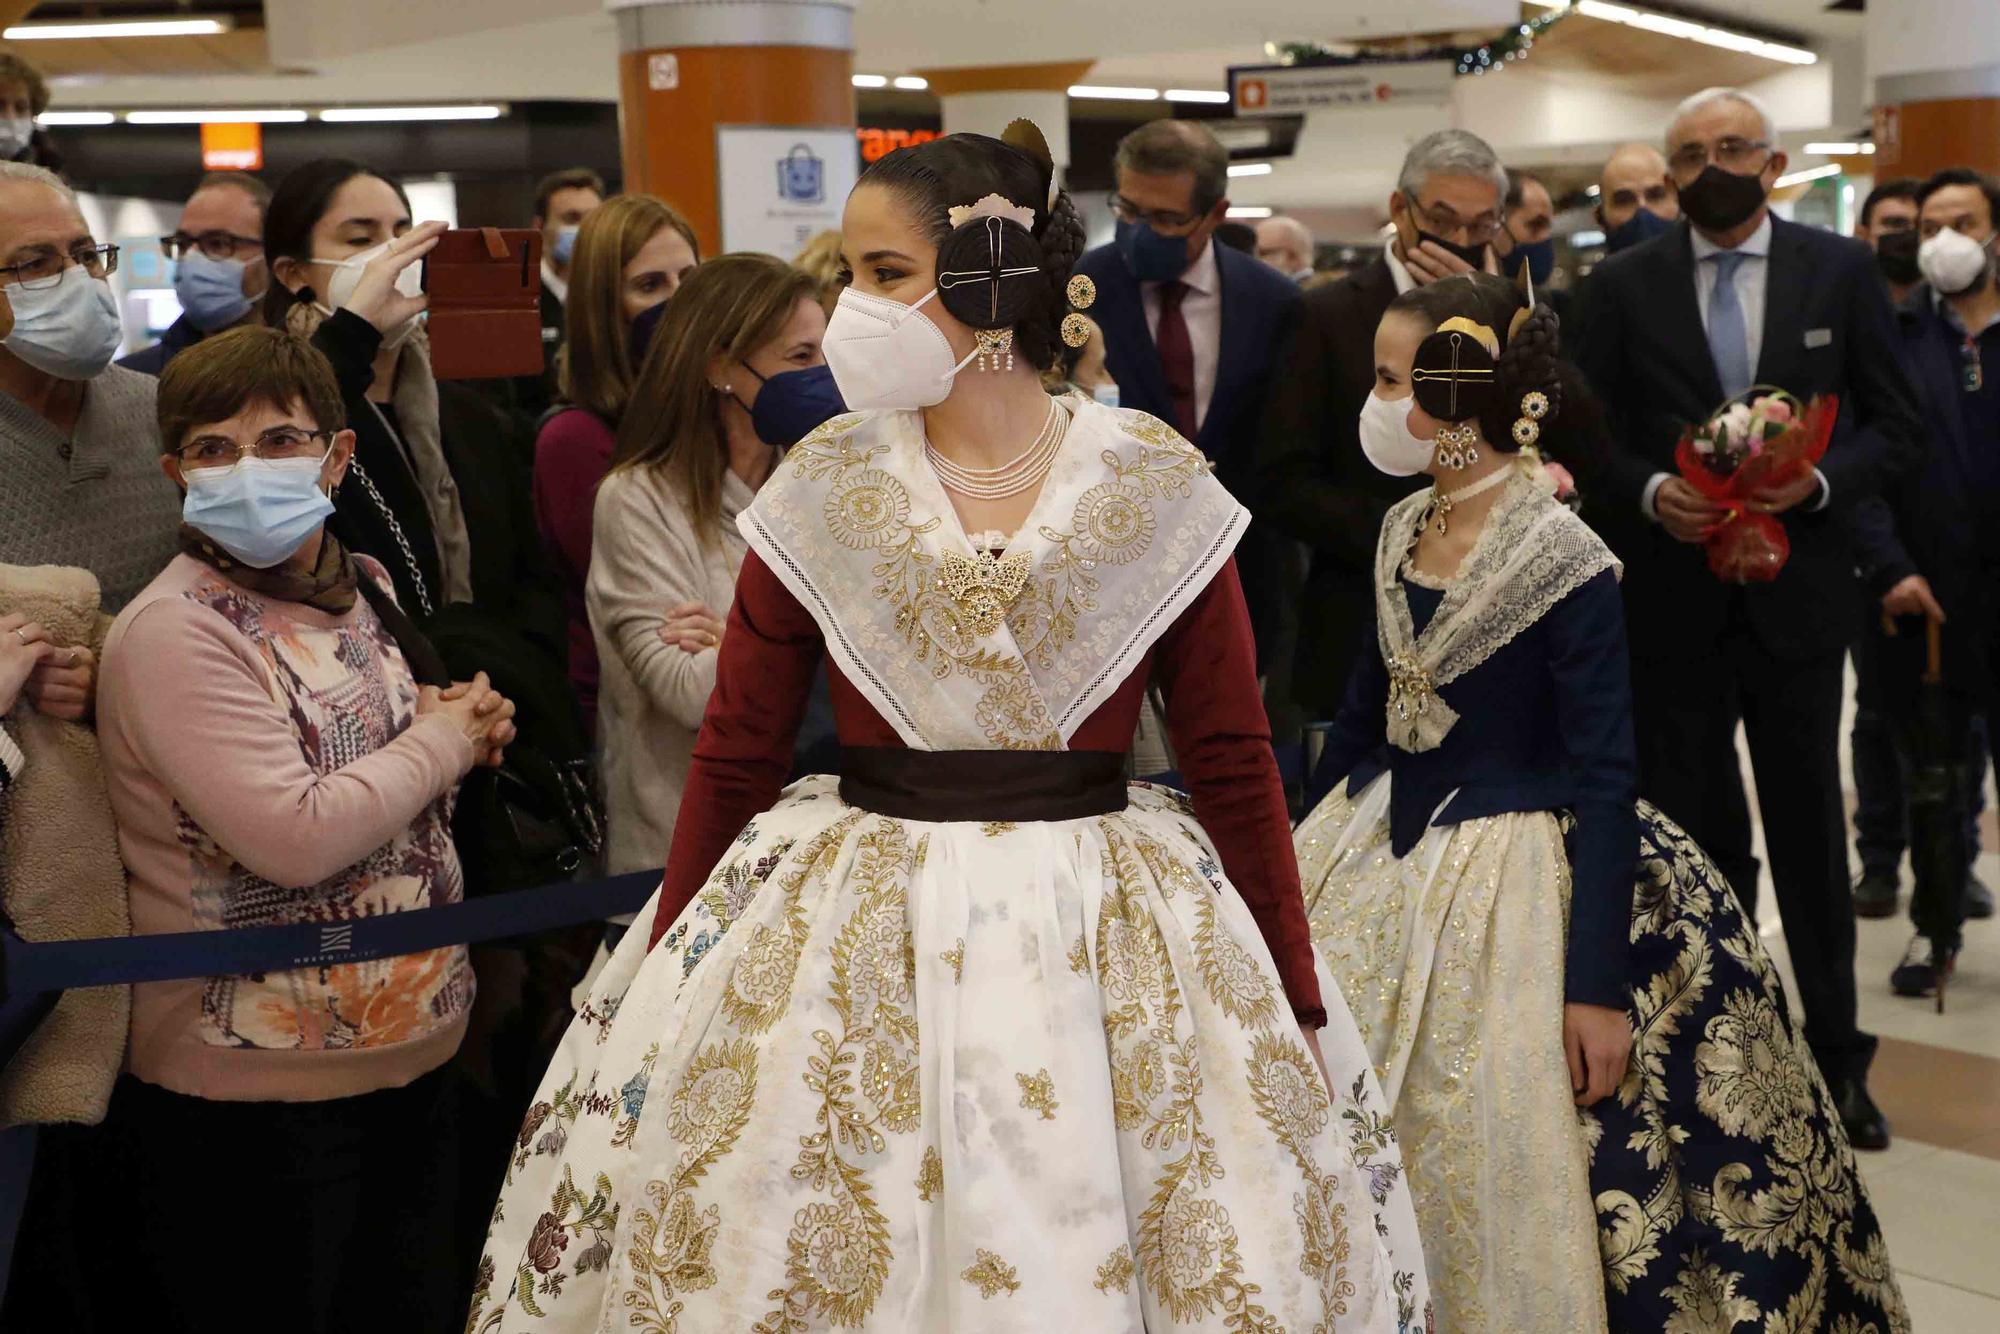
[0,871,659,999]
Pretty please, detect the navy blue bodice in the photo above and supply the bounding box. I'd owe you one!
[1311,567,1638,1008]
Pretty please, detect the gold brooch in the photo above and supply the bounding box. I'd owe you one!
[939,548,1031,636]
[1386,651,1437,723]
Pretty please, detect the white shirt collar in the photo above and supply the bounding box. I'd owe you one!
[1157,237,1219,295]
[1384,243,1417,295]
[1689,212,1773,263]
[541,258,568,305]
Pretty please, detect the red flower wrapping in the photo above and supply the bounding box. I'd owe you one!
[1672,391,1839,583]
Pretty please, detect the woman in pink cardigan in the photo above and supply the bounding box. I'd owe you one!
[93,326,515,1334]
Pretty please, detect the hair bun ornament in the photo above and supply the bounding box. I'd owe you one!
[1001,118,1060,213]
[1412,325,1499,423]
[937,210,1044,371]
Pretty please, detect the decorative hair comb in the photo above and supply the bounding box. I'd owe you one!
[948,193,1037,231]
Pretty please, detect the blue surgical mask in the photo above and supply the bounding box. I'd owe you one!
[1501,236,1555,285]
[551,225,579,267]
[2,263,122,381]
[174,250,254,333]
[1115,219,1193,283]
[1091,381,1121,409]
[743,363,846,447]
[1604,207,1676,255]
[181,455,335,568]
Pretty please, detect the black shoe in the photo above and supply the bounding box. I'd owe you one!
[1966,872,1995,921]
[1835,1074,1892,1151]
[1891,933,1951,998]
[1853,867,1900,919]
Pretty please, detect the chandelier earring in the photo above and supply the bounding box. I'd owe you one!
[974,328,1016,372]
[1433,421,1481,470]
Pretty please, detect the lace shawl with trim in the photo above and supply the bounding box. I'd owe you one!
[1374,463,1621,753]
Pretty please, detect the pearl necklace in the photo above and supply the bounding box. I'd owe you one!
[1426,460,1517,536]
[926,400,1066,500]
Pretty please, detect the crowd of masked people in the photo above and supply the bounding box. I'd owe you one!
[0,66,1989,1330]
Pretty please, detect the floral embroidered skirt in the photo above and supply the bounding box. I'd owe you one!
[1299,777,1910,1334]
[471,776,1432,1333]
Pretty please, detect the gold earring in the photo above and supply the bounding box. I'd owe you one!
[1434,422,1480,469]
[974,328,1015,372]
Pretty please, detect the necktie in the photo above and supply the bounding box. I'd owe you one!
[1155,281,1198,440]
[1706,250,1753,400]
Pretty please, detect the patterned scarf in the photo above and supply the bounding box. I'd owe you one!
[177,522,359,615]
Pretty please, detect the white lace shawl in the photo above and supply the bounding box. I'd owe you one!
[1374,463,1621,753]
[738,395,1246,751]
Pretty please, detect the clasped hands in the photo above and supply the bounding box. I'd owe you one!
[1655,472,1818,545]
[417,670,517,768]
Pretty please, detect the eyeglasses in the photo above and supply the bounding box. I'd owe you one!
[1668,137,1772,176]
[174,426,331,471]
[1408,198,1502,245]
[161,230,263,261]
[1109,193,1204,233]
[0,243,120,290]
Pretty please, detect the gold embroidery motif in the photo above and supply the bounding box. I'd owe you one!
[1067,932,1090,977]
[916,1145,943,1202]
[980,821,1017,837]
[1016,1068,1059,1120]
[1094,1244,1136,1295]
[940,938,965,983]
[939,548,1031,636]
[961,1248,1022,1299]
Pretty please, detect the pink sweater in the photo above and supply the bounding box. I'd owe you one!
[98,553,477,1102]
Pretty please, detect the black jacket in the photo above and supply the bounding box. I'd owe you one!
[1577,217,1923,660]
[312,310,578,754]
[1253,256,1425,714]
[115,314,206,377]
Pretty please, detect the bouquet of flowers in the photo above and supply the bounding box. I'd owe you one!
[1672,386,1839,582]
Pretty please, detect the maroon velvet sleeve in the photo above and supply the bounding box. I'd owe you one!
[650,551,826,946]
[1152,556,1326,1027]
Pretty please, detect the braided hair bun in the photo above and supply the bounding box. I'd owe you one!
[1479,300,1563,452]
[859,125,1085,372]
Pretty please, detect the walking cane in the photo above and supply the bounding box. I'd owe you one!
[1906,616,1964,1013]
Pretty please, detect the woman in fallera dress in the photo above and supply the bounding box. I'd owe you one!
[1296,271,1908,1333]
[471,123,1431,1333]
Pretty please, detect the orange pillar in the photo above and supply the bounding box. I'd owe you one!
[612,0,856,260]
[1867,1,2000,181]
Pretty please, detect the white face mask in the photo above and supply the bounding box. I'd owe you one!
[2,263,122,381]
[308,240,424,350]
[1357,389,1435,477]
[820,286,978,412]
[0,117,33,159]
[1918,226,1995,297]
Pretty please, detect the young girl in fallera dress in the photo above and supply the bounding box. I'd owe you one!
[1295,272,1907,1332]
[471,124,1431,1332]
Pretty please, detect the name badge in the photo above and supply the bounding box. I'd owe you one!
[1804,327,1833,349]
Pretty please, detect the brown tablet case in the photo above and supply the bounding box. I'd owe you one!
[424,226,545,380]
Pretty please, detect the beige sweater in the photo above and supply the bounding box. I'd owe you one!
[588,466,752,875]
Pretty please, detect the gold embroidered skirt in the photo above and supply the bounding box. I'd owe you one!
[1299,773,1606,1333]
[471,776,1432,1332]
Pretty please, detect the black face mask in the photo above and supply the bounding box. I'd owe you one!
[1874,228,1922,286]
[1403,205,1491,270]
[1677,164,1769,234]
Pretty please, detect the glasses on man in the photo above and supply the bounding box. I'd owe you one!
[1408,198,1502,245]
[174,426,332,471]
[161,231,263,261]
[0,243,120,290]
[1668,137,1772,176]
[1109,193,1204,233]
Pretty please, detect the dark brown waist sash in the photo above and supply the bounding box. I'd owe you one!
[838,747,1128,822]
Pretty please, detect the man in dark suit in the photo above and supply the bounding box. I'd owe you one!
[1579,87,1923,1148]
[1255,129,1508,718]
[1074,119,1302,676]
[513,167,604,420]
[1843,168,2000,999]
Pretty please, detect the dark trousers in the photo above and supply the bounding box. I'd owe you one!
[85,1067,462,1334]
[1852,649,1987,878]
[1632,614,1866,1076]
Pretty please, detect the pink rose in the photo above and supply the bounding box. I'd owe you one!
[1756,396,1794,425]
[1543,461,1576,499]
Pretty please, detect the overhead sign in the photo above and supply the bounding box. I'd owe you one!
[1229,60,1454,116]
[856,126,938,164]
[717,125,858,258]
[200,121,262,171]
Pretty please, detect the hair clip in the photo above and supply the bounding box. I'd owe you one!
[1061,313,1093,348]
[1511,389,1550,446]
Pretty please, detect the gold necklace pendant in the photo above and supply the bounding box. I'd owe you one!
[939,548,1032,636]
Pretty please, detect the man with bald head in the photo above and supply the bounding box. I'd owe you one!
[1578,88,1922,1149]
[1597,142,1679,253]
[1255,215,1316,283]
